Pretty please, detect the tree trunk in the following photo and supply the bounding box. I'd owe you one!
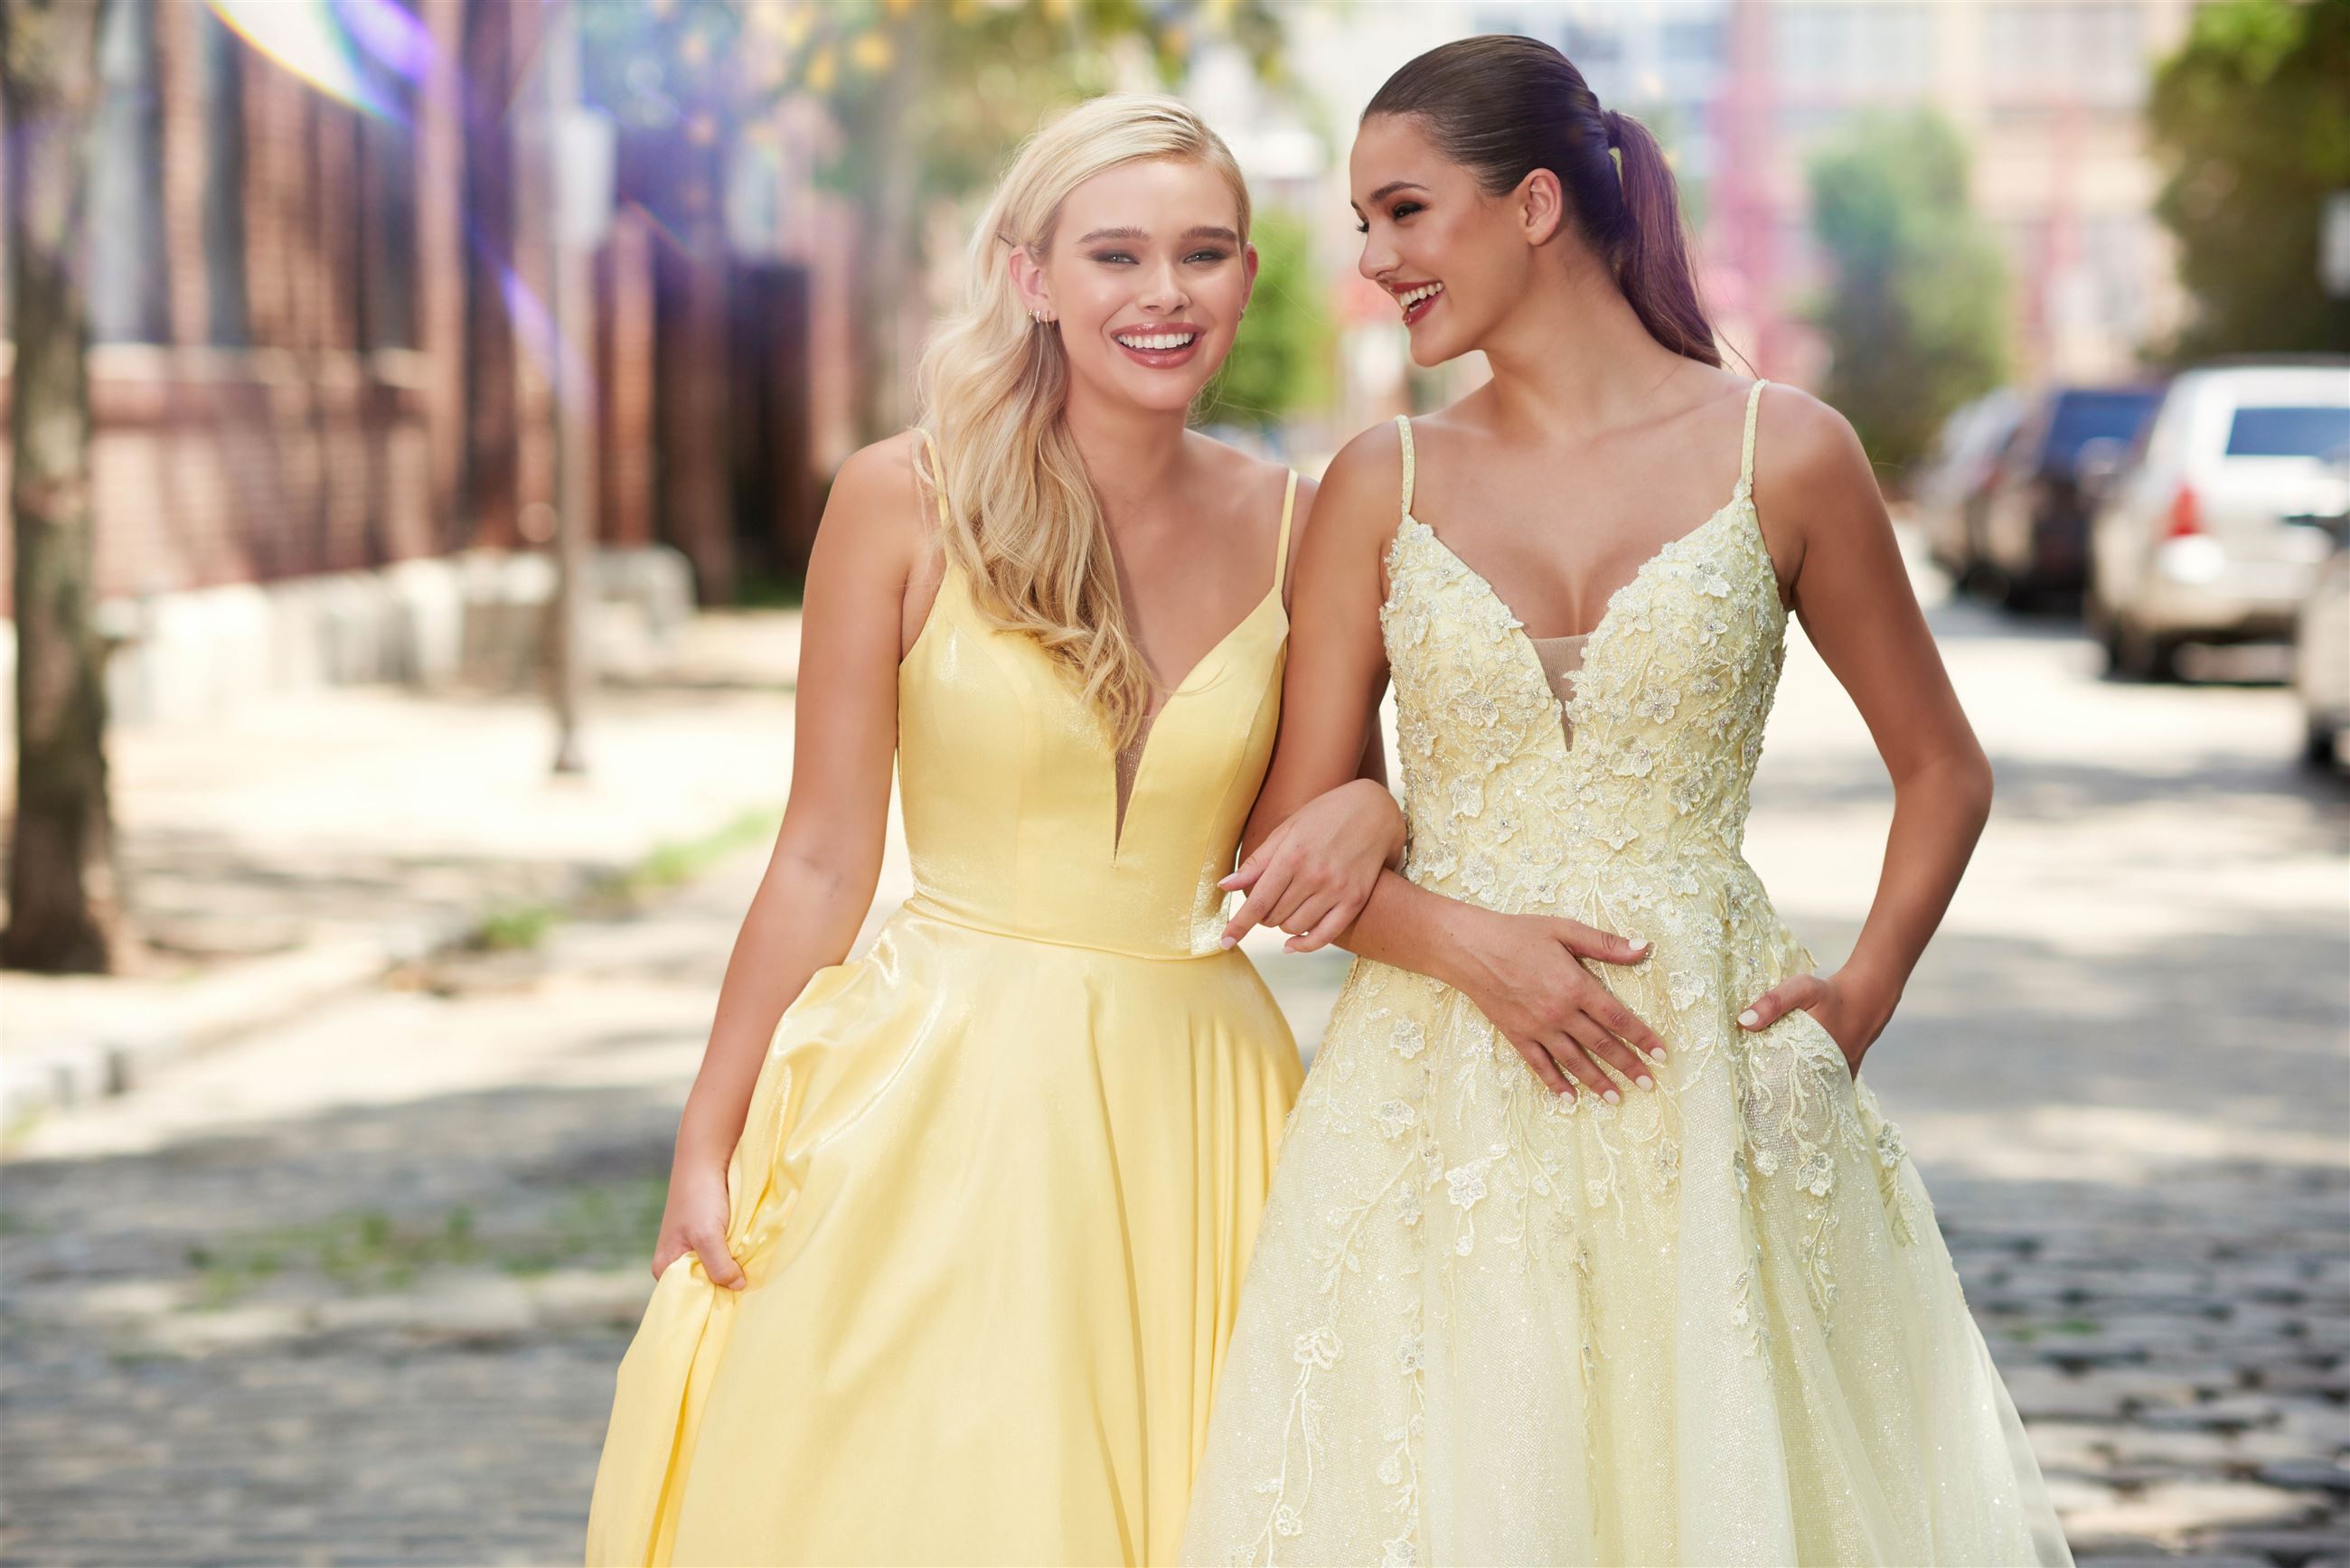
[2,0,125,974]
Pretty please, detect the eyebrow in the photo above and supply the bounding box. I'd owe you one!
[1365,181,1429,205]
[1074,224,1242,246]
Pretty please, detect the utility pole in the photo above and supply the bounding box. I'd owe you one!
[539,2,613,775]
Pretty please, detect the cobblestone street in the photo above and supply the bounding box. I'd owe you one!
[3,578,2345,1566]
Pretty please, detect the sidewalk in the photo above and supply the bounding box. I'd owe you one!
[0,612,822,1131]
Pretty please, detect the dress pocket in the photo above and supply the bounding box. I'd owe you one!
[1789,1004,1856,1082]
[789,961,858,1013]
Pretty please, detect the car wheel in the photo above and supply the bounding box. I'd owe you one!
[2088,595,2125,675]
[2112,618,2180,682]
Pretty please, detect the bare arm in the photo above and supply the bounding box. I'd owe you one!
[652,434,929,1284]
[1735,390,1995,1072]
[1225,427,1664,1101]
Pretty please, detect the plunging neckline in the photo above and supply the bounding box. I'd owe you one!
[1110,465,1301,857]
[907,435,1298,864]
[1388,489,1774,760]
[1112,582,1287,855]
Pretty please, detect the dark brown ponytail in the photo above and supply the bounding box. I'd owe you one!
[1365,35,1721,368]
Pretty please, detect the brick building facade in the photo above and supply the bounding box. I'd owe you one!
[0,0,832,618]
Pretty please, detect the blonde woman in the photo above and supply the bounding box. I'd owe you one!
[583,97,1404,1566]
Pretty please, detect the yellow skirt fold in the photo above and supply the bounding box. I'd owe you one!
[586,911,1302,1567]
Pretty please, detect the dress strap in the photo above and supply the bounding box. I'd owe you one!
[1394,415,1416,521]
[1272,470,1299,594]
[1734,379,1770,502]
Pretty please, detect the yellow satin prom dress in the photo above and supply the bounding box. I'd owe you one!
[586,455,1306,1567]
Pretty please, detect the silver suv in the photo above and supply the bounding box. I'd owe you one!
[2088,360,2350,680]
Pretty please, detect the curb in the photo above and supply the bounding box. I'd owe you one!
[1,912,474,1139]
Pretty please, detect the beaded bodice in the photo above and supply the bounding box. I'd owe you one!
[1379,380,1784,915]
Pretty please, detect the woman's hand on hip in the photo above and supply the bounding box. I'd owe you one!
[1449,907,1666,1102]
[1737,967,1896,1077]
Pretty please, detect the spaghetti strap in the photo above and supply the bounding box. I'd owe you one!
[1394,415,1416,521]
[1734,380,1769,502]
[1272,471,1299,594]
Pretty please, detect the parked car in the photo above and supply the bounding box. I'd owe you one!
[1977,383,2166,605]
[2089,360,2350,681]
[2292,472,2350,767]
[1914,390,2024,586]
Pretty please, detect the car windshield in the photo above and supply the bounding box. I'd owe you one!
[2044,390,2161,466]
[2224,404,2350,462]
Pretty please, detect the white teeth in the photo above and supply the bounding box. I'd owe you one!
[1398,282,1443,310]
[1116,331,1198,352]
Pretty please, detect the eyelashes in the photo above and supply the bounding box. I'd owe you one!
[1087,249,1234,267]
[1353,202,1427,235]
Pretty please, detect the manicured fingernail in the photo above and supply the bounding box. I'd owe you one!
[1738,1009,1760,1028]
[1603,1088,1622,1104]
[1636,1075,1653,1089]
[1219,934,1238,950]
[1629,937,1650,953]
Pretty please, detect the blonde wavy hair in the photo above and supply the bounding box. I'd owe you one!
[916,94,1252,751]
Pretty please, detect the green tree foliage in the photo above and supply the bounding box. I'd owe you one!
[2148,0,2350,359]
[1806,111,2010,477]
[1198,210,1333,431]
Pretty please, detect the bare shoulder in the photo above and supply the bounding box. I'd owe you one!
[1752,383,1880,515]
[1748,384,1901,596]
[830,429,927,515]
[1189,429,1295,514]
[813,430,933,574]
[1312,418,1412,544]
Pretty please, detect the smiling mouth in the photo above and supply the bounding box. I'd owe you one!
[1111,326,1204,366]
[1394,281,1443,324]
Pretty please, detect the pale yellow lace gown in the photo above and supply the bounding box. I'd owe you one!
[587,463,1306,1566]
[1184,383,2073,1566]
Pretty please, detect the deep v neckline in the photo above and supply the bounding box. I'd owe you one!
[1404,489,1752,653]
[1111,470,1301,858]
[1395,496,1759,759]
[1382,380,1777,759]
[912,433,1298,863]
[1112,582,1286,847]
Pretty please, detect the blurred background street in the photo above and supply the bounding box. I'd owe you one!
[2,0,2345,1564]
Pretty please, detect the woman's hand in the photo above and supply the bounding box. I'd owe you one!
[1445,906,1666,1102]
[1219,778,1406,953]
[1737,968,1896,1078]
[650,1158,745,1290]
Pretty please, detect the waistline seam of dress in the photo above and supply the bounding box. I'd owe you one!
[896,896,1235,963]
